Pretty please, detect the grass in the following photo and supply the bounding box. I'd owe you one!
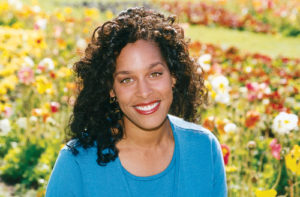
[185,25,300,58]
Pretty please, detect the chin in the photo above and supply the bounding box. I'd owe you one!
[123,113,169,132]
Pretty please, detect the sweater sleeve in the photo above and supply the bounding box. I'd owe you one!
[46,148,84,197]
[212,136,227,197]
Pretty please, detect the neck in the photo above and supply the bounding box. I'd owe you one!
[119,117,174,149]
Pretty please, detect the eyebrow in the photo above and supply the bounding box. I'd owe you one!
[113,61,166,77]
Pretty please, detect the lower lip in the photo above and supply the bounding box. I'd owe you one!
[134,102,160,115]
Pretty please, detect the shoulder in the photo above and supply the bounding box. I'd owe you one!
[168,114,221,152]
[60,139,98,163]
[168,114,215,139]
[46,140,87,196]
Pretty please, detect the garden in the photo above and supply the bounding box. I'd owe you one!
[0,0,299,196]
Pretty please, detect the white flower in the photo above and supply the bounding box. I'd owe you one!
[76,38,87,50]
[224,123,237,133]
[197,54,212,72]
[38,58,55,72]
[215,92,230,104]
[8,0,23,10]
[245,66,252,73]
[29,116,38,123]
[35,18,47,30]
[0,119,11,135]
[38,178,45,184]
[32,5,41,13]
[262,99,270,105]
[16,117,27,129]
[40,163,50,171]
[208,74,231,104]
[10,142,18,148]
[272,112,298,134]
[46,117,57,126]
[210,75,229,94]
[22,56,35,68]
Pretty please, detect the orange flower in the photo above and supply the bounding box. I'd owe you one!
[216,119,227,135]
[203,116,215,131]
[245,110,260,128]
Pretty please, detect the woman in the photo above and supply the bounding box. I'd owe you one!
[46,7,227,197]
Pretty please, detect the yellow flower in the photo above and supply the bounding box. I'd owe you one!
[255,189,277,197]
[57,67,72,78]
[0,84,7,95]
[64,7,72,15]
[0,2,9,12]
[4,75,18,90]
[0,103,4,112]
[285,145,300,175]
[105,10,114,20]
[0,76,18,95]
[82,27,89,34]
[55,12,65,21]
[252,0,262,10]
[84,8,99,19]
[0,66,17,77]
[225,166,237,173]
[35,76,53,94]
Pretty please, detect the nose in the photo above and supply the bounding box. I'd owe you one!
[136,79,153,98]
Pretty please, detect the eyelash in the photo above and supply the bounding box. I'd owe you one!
[120,78,133,84]
[150,72,163,78]
[119,72,163,84]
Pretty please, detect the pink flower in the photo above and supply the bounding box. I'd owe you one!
[4,106,12,118]
[18,67,34,85]
[269,139,281,160]
[246,82,271,101]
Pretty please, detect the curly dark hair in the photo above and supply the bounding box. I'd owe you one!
[67,7,207,166]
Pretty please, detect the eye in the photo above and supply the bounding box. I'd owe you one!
[150,72,163,78]
[120,78,133,84]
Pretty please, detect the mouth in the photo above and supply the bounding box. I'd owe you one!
[134,100,160,115]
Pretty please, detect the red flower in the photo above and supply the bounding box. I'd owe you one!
[221,144,230,165]
[50,102,60,113]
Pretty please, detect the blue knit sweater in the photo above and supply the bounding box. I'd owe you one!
[46,115,227,197]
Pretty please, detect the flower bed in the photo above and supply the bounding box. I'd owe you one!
[159,0,300,36]
[0,0,299,196]
[189,41,299,196]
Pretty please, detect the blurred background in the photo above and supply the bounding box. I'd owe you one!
[0,0,299,196]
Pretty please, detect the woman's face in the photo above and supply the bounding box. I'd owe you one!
[111,40,175,131]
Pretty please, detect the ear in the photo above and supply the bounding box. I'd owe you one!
[110,89,116,98]
[171,76,176,88]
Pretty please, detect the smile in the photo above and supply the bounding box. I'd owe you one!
[134,101,160,115]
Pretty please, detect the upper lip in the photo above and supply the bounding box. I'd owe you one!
[134,100,160,107]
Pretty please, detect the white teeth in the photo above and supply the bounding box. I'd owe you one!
[135,102,159,111]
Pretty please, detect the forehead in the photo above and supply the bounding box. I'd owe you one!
[115,40,167,72]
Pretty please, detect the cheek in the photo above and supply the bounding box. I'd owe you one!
[155,80,173,99]
[113,84,133,104]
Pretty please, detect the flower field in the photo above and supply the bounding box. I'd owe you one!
[159,0,300,36]
[0,0,299,196]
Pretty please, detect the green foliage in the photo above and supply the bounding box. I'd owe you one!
[0,142,44,186]
[0,135,18,158]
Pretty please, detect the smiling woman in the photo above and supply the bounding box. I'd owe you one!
[46,7,227,197]
[111,40,175,132]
